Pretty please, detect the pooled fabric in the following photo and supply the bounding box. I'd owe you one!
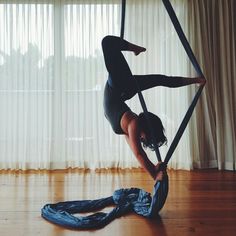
[41,176,168,229]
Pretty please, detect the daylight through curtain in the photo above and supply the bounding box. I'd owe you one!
[0,0,197,170]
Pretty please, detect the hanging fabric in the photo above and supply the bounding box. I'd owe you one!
[41,0,205,229]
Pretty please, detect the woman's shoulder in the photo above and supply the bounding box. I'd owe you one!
[120,111,139,134]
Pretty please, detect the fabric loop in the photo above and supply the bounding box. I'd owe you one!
[41,177,168,229]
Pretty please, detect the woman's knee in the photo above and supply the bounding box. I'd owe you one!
[102,35,113,48]
[102,35,120,50]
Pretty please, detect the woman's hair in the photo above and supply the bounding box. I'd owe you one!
[138,112,167,150]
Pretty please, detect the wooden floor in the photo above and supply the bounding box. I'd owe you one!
[0,169,236,236]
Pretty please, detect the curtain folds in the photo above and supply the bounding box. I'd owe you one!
[123,0,193,169]
[188,0,236,170]
[0,0,123,170]
[0,0,235,170]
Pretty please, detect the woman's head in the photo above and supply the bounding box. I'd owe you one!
[138,112,167,150]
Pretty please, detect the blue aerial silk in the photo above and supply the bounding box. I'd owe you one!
[41,0,206,229]
[41,176,168,229]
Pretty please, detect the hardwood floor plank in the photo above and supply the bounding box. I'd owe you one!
[0,169,235,236]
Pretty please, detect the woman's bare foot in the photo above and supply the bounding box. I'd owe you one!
[133,46,146,56]
[196,77,206,85]
[128,42,146,56]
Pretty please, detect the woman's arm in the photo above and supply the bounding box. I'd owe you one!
[121,111,165,180]
[123,117,157,180]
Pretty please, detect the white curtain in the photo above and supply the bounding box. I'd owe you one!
[123,0,195,169]
[0,0,202,170]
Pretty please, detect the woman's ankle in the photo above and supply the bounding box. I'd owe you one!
[128,42,146,55]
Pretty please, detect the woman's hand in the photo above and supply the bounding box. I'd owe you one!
[155,162,167,181]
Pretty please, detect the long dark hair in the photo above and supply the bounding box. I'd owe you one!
[138,112,167,150]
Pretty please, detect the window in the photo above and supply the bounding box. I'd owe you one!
[0,0,192,170]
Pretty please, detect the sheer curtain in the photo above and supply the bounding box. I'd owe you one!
[122,0,194,169]
[188,0,236,170]
[0,0,196,170]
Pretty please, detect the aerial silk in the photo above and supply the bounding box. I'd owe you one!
[41,0,205,229]
[41,181,168,229]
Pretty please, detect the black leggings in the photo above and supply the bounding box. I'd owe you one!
[102,35,182,100]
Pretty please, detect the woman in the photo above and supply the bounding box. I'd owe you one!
[102,35,205,181]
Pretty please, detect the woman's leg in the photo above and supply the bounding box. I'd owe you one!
[102,36,205,97]
[102,36,133,89]
[123,74,205,99]
[102,35,146,90]
[132,74,205,92]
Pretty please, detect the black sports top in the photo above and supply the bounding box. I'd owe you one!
[103,80,131,134]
